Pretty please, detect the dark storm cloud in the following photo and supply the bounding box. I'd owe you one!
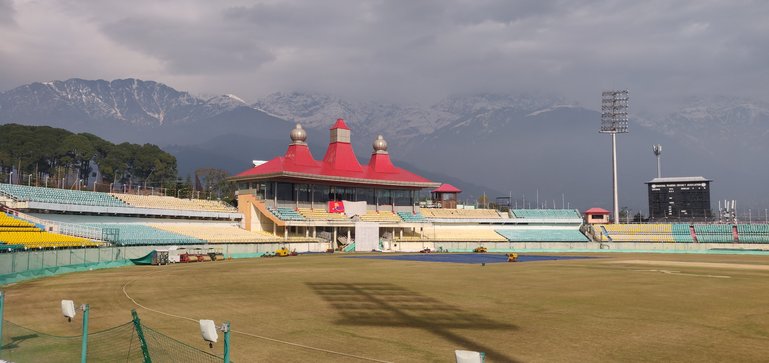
[100,16,274,74]
[0,0,16,26]
[1,0,768,108]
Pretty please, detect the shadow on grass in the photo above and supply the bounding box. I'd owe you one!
[308,282,519,362]
[1,333,40,350]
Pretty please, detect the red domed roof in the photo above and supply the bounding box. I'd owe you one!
[584,207,610,215]
[432,183,461,193]
[232,120,438,188]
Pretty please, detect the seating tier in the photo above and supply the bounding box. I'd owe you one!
[0,183,126,207]
[495,229,588,242]
[267,207,306,221]
[421,209,502,219]
[397,211,427,223]
[359,211,401,223]
[423,228,508,241]
[1,213,37,228]
[86,224,203,245]
[511,209,581,219]
[298,208,348,221]
[149,224,277,243]
[0,231,100,249]
[111,194,236,212]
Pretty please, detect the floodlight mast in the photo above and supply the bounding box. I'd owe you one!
[600,90,629,222]
[653,144,662,178]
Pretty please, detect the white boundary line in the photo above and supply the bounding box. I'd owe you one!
[634,269,731,279]
[121,268,393,363]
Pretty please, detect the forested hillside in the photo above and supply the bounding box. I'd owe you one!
[0,124,176,187]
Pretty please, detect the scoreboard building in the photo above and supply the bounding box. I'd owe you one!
[646,176,712,221]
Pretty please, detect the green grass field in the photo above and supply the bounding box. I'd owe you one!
[3,252,769,362]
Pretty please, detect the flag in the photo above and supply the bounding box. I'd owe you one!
[328,201,345,213]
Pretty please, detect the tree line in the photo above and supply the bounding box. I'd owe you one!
[0,124,177,188]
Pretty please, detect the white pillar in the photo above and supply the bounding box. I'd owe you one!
[611,133,620,223]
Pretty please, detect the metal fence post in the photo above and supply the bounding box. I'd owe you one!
[223,321,231,363]
[81,304,89,363]
[131,309,152,363]
[0,291,4,353]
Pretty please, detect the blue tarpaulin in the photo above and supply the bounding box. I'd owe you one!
[346,253,595,264]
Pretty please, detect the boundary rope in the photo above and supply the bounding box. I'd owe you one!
[121,267,392,363]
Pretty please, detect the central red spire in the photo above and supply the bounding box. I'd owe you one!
[322,119,363,172]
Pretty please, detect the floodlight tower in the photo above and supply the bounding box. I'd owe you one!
[652,144,662,178]
[600,90,629,222]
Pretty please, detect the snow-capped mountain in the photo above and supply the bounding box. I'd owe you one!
[0,78,252,127]
[254,91,575,141]
[0,78,292,148]
[2,78,768,209]
[651,96,769,153]
[253,91,453,136]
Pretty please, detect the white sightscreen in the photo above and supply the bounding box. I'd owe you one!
[355,222,380,251]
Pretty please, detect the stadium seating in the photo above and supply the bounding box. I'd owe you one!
[0,232,100,249]
[111,194,236,212]
[495,229,589,242]
[736,224,769,243]
[597,223,698,243]
[672,224,695,243]
[693,224,734,243]
[0,183,127,207]
[422,228,508,241]
[737,224,769,234]
[511,209,581,219]
[267,206,306,221]
[397,211,427,223]
[358,210,401,223]
[602,224,675,243]
[1,213,98,249]
[0,213,37,228]
[149,224,278,243]
[298,208,349,221]
[420,209,503,219]
[85,224,203,245]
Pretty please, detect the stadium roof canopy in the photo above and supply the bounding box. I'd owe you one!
[230,119,440,189]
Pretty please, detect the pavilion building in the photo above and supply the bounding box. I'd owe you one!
[230,119,440,243]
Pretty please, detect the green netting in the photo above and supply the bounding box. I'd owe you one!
[0,260,133,285]
[0,320,143,362]
[141,325,223,363]
[0,318,224,362]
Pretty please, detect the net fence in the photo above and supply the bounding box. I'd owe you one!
[0,318,224,362]
[141,325,223,363]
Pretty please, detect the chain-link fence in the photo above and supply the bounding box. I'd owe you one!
[0,312,225,362]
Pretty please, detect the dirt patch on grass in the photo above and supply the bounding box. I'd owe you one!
[608,259,769,271]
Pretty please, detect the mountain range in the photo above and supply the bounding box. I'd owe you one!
[2,78,768,213]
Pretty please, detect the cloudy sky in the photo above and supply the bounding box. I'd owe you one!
[1,0,767,112]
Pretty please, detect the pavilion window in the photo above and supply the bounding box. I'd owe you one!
[357,188,375,204]
[379,189,391,205]
[277,182,294,201]
[296,184,311,202]
[315,185,330,203]
[393,190,410,205]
